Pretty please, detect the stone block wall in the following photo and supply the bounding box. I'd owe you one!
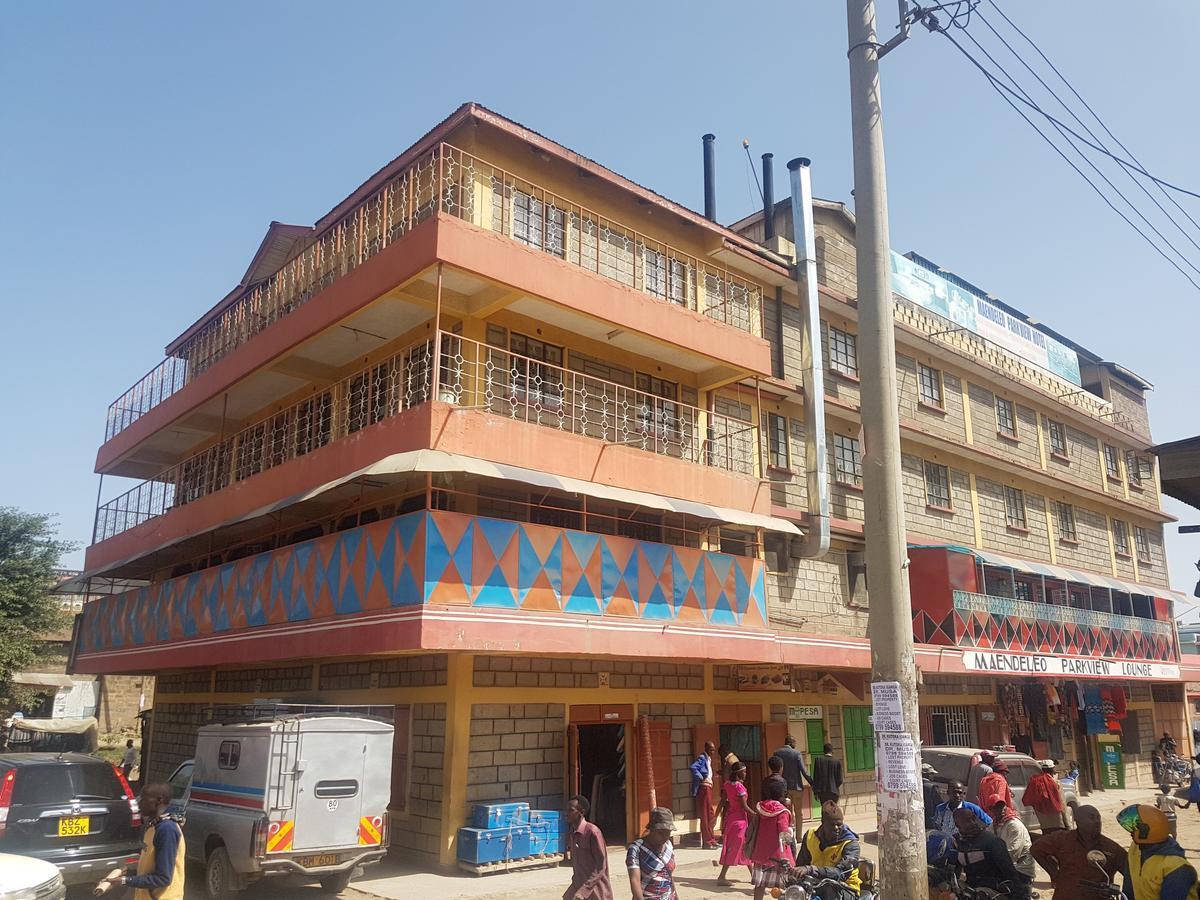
[320,655,447,691]
[968,385,1043,471]
[902,453,976,545]
[896,353,968,444]
[396,703,446,858]
[147,702,209,783]
[1052,504,1113,574]
[95,675,151,735]
[767,550,868,638]
[467,703,565,812]
[472,658,702,691]
[214,664,313,695]
[637,702,706,813]
[975,476,1052,561]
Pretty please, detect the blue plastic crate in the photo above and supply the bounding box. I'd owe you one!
[457,825,533,863]
[470,801,530,829]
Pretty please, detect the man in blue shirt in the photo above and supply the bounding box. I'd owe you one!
[932,781,993,837]
[772,736,814,829]
[689,741,717,849]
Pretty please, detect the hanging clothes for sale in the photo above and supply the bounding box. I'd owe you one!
[1083,685,1108,734]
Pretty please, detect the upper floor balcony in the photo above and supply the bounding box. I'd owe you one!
[93,330,758,546]
[103,143,768,444]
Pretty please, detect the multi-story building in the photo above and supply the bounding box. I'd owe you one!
[71,104,1187,862]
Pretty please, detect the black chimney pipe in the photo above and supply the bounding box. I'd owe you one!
[761,153,775,240]
[702,134,717,221]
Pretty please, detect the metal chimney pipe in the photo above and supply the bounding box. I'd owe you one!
[702,134,717,221]
[788,157,830,559]
[761,153,775,240]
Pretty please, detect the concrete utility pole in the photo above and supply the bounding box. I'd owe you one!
[845,0,927,896]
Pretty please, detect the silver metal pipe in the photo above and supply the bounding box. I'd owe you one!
[788,157,830,558]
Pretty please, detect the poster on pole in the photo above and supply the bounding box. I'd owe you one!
[880,733,919,792]
[870,681,904,733]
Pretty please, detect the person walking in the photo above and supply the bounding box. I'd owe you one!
[810,743,844,804]
[967,749,995,803]
[1024,760,1069,832]
[564,795,613,900]
[1116,803,1198,900]
[121,739,137,780]
[1032,805,1126,898]
[748,778,795,900]
[626,808,678,900]
[977,757,1016,815]
[773,736,813,827]
[931,781,992,837]
[715,761,752,886]
[93,783,186,899]
[689,741,717,849]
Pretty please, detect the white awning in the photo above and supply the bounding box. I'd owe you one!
[83,450,799,579]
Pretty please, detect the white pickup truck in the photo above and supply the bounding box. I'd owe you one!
[166,714,394,899]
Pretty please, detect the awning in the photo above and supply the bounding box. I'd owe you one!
[945,545,1190,603]
[10,673,78,689]
[82,449,800,580]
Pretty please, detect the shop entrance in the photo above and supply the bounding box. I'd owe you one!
[574,723,627,844]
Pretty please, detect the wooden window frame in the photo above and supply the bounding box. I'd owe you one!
[1003,485,1027,530]
[1104,444,1122,481]
[923,460,953,510]
[828,326,859,378]
[1134,526,1152,563]
[917,363,944,409]
[834,433,863,488]
[1047,419,1068,459]
[1112,519,1131,557]
[1054,501,1078,543]
[995,397,1018,440]
[766,412,790,471]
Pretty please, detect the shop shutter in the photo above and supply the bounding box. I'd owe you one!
[843,706,875,773]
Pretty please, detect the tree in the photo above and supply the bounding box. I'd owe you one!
[0,509,72,699]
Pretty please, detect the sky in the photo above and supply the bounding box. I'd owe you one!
[1,1,1197,605]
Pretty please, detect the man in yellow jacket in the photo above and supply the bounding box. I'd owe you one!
[96,783,186,899]
[1117,804,1198,900]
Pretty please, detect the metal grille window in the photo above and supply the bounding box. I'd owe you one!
[767,413,790,470]
[1003,486,1027,529]
[1127,452,1149,488]
[636,373,679,439]
[924,461,952,509]
[1048,419,1068,457]
[828,326,858,377]
[511,190,565,257]
[509,333,565,407]
[929,706,978,747]
[996,397,1017,438]
[1104,445,1122,479]
[918,364,943,408]
[1135,526,1151,562]
[1113,519,1131,556]
[1054,501,1078,542]
[834,434,863,486]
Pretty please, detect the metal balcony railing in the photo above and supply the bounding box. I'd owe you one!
[952,590,1174,638]
[102,144,766,441]
[93,332,758,544]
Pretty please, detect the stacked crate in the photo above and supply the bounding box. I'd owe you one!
[457,802,566,869]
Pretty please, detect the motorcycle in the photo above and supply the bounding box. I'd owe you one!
[769,858,876,899]
[1079,848,1122,898]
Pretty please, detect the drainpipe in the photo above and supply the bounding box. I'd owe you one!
[761,153,776,240]
[788,158,830,558]
[702,134,717,221]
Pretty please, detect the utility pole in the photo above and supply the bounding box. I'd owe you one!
[845,0,927,896]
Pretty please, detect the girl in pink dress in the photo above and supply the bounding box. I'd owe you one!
[749,778,795,899]
[715,762,752,885]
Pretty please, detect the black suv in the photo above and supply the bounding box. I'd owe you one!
[0,753,142,885]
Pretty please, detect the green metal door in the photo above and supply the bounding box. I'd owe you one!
[805,719,825,816]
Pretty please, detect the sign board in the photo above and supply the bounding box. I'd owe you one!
[880,733,919,792]
[735,664,792,692]
[870,681,905,733]
[1100,741,1125,789]
[890,252,1082,386]
[788,706,824,720]
[962,650,1180,681]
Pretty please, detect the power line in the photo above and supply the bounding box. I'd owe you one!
[972,5,1200,259]
[985,0,1200,236]
[952,12,1200,279]
[924,22,1200,291]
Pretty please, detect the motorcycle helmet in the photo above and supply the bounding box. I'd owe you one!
[1117,804,1172,844]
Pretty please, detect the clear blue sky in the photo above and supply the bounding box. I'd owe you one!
[2,1,1197,604]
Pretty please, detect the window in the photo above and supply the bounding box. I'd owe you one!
[842,706,874,772]
[929,705,978,747]
[918,364,943,408]
[511,190,565,257]
[314,779,360,799]
[1104,445,1122,480]
[1134,526,1151,563]
[828,326,858,377]
[1047,419,1068,457]
[767,413,790,470]
[1127,453,1151,489]
[168,762,194,800]
[996,397,1017,439]
[636,373,679,440]
[834,434,863,487]
[1054,501,1077,542]
[764,533,789,574]
[924,461,952,509]
[1003,486,1027,530]
[509,333,565,407]
[1112,519,1131,556]
[217,741,241,770]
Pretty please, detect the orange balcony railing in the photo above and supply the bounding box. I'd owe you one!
[103,144,766,441]
[93,332,758,544]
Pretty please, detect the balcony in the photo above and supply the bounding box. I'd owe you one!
[93,331,758,544]
[951,589,1177,663]
[104,143,766,442]
[74,509,768,672]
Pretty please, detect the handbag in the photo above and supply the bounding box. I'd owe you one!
[742,812,760,857]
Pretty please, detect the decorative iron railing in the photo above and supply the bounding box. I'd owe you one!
[103,144,765,441]
[953,590,1173,638]
[93,332,758,543]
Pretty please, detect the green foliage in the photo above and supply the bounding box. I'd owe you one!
[0,508,73,698]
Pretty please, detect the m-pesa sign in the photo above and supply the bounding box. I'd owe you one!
[962,650,1179,680]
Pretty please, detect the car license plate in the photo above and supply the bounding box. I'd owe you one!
[58,815,90,837]
[294,853,341,868]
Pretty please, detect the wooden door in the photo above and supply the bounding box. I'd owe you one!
[977,705,1005,750]
[634,719,673,834]
[763,721,789,764]
[566,723,580,800]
